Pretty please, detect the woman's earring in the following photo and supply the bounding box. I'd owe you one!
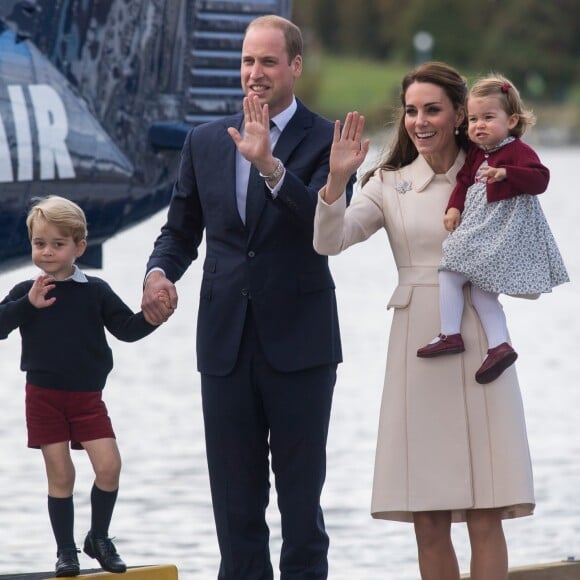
[454,127,460,135]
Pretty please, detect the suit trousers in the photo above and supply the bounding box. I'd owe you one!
[201,306,336,580]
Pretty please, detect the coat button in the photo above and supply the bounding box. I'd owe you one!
[248,251,255,258]
[241,288,249,296]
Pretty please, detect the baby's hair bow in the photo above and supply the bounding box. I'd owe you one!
[501,82,511,93]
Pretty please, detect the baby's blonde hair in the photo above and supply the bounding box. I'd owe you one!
[469,74,536,138]
[26,195,87,244]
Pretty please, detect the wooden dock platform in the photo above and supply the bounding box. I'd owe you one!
[2,559,578,579]
[462,559,580,579]
[0,564,178,579]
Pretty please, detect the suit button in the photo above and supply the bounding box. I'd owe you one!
[248,251,255,258]
[241,288,249,296]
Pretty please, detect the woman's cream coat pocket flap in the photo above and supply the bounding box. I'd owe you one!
[387,285,413,310]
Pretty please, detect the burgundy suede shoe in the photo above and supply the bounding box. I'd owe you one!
[475,342,518,384]
[417,333,465,358]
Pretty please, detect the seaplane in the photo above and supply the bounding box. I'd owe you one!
[0,0,292,272]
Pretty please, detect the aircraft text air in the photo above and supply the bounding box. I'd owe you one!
[0,84,75,183]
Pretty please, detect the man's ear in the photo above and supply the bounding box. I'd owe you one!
[292,54,302,78]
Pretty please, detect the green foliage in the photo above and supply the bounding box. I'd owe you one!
[293,0,580,102]
[473,2,580,101]
[295,52,579,137]
[296,54,408,128]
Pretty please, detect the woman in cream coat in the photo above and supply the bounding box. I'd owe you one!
[314,62,534,580]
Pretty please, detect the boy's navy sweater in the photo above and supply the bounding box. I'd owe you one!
[0,276,157,391]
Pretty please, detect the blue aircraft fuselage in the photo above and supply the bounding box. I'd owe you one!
[0,0,292,271]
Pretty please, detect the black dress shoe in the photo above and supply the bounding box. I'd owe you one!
[55,547,80,577]
[83,531,127,573]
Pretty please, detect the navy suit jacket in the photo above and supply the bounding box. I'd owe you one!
[147,100,353,376]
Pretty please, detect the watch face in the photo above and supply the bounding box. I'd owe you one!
[261,159,284,181]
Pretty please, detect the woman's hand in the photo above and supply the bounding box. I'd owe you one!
[330,112,370,177]
[323,112,371,204]
[444,208,462,232]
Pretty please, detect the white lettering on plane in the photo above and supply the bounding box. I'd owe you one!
[8,85,33,181]
[0,84,75,183]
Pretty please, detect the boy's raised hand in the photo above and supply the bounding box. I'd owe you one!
[28,275,56,309]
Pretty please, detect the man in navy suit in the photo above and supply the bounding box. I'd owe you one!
[142,15,353,580]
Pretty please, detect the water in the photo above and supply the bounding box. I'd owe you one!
[0,147,578,579]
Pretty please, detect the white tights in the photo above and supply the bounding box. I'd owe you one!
[438,270,508,349]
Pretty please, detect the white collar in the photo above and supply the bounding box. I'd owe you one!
[270,97,297,132]
[41,264,88,283]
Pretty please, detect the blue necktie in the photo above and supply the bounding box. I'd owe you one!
[245,120,276,229]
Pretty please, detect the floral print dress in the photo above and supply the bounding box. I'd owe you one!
[440,138,569,295]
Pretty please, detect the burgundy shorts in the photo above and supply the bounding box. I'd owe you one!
[25,383,116,450]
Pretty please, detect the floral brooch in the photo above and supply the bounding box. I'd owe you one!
[395,180,412,194]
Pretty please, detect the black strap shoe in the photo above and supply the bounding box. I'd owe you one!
[55,547,80,577]
[83,531,127,573]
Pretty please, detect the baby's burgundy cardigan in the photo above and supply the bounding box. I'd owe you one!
[447,138,549,213]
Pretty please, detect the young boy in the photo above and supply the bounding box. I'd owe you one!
[0,196,163,577]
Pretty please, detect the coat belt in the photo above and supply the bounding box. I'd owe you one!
[398,266,439,286]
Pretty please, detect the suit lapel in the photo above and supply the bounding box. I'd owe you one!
[273,100,311,162]
[217,114,244,227]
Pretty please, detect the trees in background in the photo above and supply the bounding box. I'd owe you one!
[293,0,580,102]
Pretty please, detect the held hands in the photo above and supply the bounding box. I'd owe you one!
[227,94,278,177]
[141,271,178,326]
[323,112,371,204]
[28,274,56,309]
[444,208,462,232]
[156,289,172,310]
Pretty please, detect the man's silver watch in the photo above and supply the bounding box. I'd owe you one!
[259,158,284,182]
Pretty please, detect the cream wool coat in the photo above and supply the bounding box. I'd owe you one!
[314,152,534,523]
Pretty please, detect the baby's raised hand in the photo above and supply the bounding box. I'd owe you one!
[28,275,56,309]
[478,165,506,184]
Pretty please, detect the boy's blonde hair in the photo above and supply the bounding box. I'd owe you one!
[469,74,536,138]
[26,196,87,244]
